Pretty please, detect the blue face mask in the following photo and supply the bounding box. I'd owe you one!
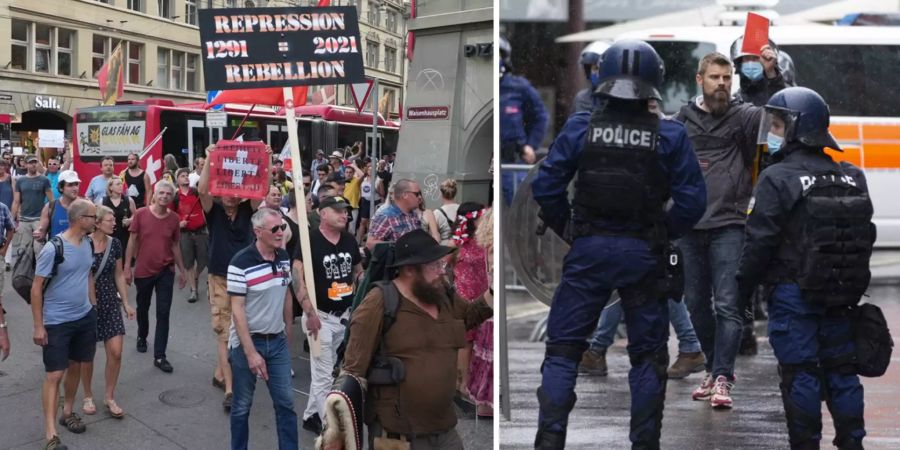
[767,133,784,154]
[590,72,600,89]
[741,61,764,81]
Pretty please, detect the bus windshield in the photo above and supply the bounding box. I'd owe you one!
[647,41,718,115]
[779,44,900,117]
[75,106,148,162]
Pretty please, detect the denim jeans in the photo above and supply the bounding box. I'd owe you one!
[229,333,298,450]
[590,298,701,354]
[135,269,175,359]
[679,226,744,380]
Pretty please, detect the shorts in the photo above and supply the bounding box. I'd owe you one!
[209,274,232,343]
[180,229,209,273]
[358,198,371,220]
[43,308,98,372]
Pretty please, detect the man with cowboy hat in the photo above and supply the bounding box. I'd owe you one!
[319,229,493,449]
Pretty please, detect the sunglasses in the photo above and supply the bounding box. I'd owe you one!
[81,214,97,219]
[407,191,422,198]
[268,223,287,233]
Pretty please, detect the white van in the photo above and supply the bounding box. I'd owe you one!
[616,25,900,247]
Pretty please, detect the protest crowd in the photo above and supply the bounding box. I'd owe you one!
[0,139,494,450]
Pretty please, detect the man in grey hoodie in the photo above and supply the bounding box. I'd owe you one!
[671,51,775,410]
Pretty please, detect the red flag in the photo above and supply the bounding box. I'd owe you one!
[406,0,416,60]
[742,12,770,56]
[97,42,125,105]
[207,86,309,108]
[317,0,330,6]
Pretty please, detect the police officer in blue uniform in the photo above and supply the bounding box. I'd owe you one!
[531,40,707,450]
[572,41,609,114]
[500,35,549,205]
[737,87,872,450]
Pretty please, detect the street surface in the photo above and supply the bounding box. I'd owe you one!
[500,251,900,449]
[0,275,493,449]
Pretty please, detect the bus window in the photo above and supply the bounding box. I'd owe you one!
[779,44,900,117]
[160,110,203,169]
[647,41,718,115]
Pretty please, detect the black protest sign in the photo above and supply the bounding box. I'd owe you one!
[198,7,365,91]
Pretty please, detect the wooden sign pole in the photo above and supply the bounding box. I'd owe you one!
[283,86,321,359]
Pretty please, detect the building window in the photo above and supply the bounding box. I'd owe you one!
[93,37,142,84]
[34,24,51,73]
[10,20,76,76]
[185,0,198,25]
[57,29,74,77]
[158,0,173,19]
[11,20,28,71]
[127,0,144,12]
[367,1,380,27]
[366,41,379,69]
[384,47,396,73]
[341,85,353,106]
[172,51,184,90]
[186,54,198,91]
[386,12,397,33]
[128,42,142,84]
[157,48,199,91]
[157,49,170,89]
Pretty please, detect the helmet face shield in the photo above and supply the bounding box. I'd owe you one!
[759,105,842,151]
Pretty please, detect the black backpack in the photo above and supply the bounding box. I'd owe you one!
[332,242,401,382]
[854,303,893,377]
[12,236,65,303]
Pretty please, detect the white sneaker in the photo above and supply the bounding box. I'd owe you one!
[691,372,715,401]
[709,375,734,409]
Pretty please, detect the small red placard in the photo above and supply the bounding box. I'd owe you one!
[741,12,770,56]
[208,140,269,200]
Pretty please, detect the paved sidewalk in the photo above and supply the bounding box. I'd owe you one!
[0,277,493,449]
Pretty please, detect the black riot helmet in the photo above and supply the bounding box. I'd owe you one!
[730,35,778,68]
[499,36,512,76]
[778,49,797,86]
[594,39,665,101]
[763,87,841,151]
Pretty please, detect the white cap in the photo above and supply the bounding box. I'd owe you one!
[59,170,81,184]
[329,150,343,159]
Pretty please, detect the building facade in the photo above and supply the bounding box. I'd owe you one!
[393,0,493,205]
[0,0,407,150]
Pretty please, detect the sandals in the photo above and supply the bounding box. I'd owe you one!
[58,412,86,434]
[82,397,96,415]
[105,399,125,419]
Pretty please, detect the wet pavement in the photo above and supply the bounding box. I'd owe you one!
[0,273,493,449]
[500,252,900,449]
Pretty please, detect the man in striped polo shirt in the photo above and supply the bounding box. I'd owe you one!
[227,208,296,450]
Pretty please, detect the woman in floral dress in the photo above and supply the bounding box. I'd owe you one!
[80,205,135,418]
[452,202,491,416]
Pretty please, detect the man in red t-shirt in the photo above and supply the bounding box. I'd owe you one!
[172,168,207,303]
[125,180,187,373]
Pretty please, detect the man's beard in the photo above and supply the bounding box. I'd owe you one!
[703,89,730,116]
[411,269,445,305]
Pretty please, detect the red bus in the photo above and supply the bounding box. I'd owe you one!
[72,99,399,189]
